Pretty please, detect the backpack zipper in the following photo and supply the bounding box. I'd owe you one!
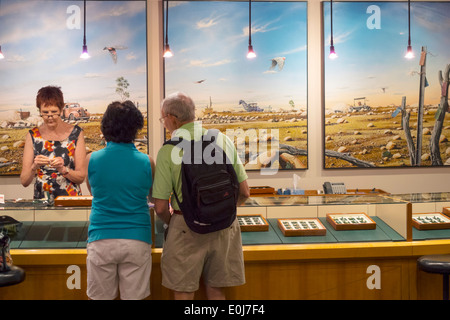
[197,179,230,191]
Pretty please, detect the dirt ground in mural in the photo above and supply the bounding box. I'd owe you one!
[0,115,148,176]
[324,105,450,168]
[199,110,308,170]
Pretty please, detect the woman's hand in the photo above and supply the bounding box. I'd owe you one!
[49,156,65,169]
[49,157,68,175]
[33,155,51,170]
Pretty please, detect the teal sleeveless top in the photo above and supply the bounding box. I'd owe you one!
[87,142,152,244]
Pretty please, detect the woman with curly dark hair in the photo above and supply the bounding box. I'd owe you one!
[85,100,155,300]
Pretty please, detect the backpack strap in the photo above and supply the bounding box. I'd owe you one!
[162,138,183,210]
[163,136,203,212]
[161,129,224,213]
[163,137,184,147]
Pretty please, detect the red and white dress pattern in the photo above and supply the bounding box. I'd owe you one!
[30,125,83,200]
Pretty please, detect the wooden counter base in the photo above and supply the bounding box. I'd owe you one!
[2,240,450,300]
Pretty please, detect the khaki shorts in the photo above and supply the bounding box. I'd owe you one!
[161,214,245,292]
[87,239,152,300]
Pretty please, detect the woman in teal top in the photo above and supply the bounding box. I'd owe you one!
[86,101,155,300]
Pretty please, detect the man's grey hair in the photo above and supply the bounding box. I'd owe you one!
[161,92,196,122]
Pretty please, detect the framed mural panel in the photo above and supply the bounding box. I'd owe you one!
[0,0,148,175]
[164,1,308,173]
[323,1,450,169]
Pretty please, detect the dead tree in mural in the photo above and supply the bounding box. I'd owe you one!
[415,46,427,166]
[430,63,450,165]
[280,143,375,168]
[399,96,417,165]
[391,47,428,166]
[400,54,449,167]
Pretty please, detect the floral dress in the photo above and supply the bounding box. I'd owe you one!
[30,125,83,200]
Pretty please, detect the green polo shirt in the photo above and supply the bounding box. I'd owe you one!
[153,121,248,210]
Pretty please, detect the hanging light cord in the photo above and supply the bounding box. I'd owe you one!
[248,0,252,46]
[82,0,87,47]
[330,0,334,47]
[165,0,169,46]
[407,0,411,47]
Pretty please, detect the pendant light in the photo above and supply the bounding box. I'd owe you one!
[80,0,89,59]
[163,0,173,58]
[404,0,414,59]
[247,0,256,59]
[329,0,337,59]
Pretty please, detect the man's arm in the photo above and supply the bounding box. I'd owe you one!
[237,179,250,206]
[154,198,172,225]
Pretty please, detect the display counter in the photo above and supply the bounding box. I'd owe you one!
[1,193,450,300]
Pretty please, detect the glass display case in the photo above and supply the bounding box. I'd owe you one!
[1,200,90,250]
[386,193,450,241]
[2,193,450,249]
[154,194,412,247]
[235,194,410,246]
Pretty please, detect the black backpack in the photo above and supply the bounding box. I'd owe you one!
[163,129,240,234]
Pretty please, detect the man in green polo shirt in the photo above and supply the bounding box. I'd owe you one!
[153,92,250,300]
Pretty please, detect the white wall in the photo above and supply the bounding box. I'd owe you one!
[0,0,448,200]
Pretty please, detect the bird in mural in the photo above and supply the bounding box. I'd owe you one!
[103,46,128,64]
[269,57,286,72]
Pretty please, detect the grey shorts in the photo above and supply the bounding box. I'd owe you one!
[161,214,245,292]
[87,239,152,300]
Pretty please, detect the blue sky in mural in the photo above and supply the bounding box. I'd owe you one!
[164,1,308,113]
[0,0,147,114]
[324,1,450,111]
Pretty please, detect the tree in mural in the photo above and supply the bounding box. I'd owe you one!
[115,76,130,101]
[398,47,449,166]
[430,63,450,165]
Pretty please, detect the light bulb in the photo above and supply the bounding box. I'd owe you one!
[80,45,90,59]
[163,44,173,58]
[329,45,337,59]
[247,45,256,59]
[405,45,414,59]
